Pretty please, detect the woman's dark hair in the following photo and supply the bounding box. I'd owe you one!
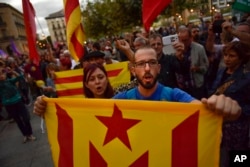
[222,41,250,63]
[83,63,114,98]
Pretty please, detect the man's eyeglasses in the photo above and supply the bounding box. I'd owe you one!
[134,60,158,68]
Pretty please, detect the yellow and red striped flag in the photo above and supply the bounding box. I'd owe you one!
[44,98,222,167]
[55,61,130,98]
[63,0,85,61]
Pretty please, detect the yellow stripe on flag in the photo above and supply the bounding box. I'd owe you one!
[63,0,85,61]
[55,61,130,98]
[44,98,222,167]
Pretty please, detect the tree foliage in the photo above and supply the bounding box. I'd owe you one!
[82,0,206,39]
[82,0,142,39]
[162,0,201,16]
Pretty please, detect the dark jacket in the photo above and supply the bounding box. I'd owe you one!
[158,53,181,88]
[210,64,250,150]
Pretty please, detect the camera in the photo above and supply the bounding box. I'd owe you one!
[212,20,225,33]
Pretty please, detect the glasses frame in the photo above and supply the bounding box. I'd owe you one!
[134,60,159,68]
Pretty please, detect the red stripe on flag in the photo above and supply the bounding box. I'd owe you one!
[71,31,84,59]
[57,88,83,97]
[56,104,73,167]
[172,111,199,167]
[129,151,148,167]
[89,141,108,167]
[55,75,82,84]
[64,0,78,23]
[55,69,122,84]
[107,69,122,77]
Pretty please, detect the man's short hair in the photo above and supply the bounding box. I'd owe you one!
[133,46,157,63]
[178,25,192,37]
[148,33,162,40]
[134,37,147,45]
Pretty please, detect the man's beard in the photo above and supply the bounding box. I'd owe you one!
[135,73,157,89]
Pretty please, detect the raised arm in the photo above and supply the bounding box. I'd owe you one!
[115,39,135,62]
[222,21,250,47]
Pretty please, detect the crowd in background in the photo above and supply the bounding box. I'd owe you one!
[0,12,250,167]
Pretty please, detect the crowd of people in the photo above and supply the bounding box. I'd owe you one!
[0,12,250,167]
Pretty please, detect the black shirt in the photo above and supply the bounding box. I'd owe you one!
[158,53,181,88]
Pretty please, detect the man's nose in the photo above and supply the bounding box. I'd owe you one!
[144,63,150,71]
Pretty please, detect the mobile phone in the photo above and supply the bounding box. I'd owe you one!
[212,20,225,33]
[162,34,178,46]
[162,34,178,54]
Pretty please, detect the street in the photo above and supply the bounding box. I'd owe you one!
[0,104,54,167]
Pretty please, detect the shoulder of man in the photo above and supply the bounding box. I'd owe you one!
[191,41,205,49]
[158,84,173,101]
[112,87,136,99]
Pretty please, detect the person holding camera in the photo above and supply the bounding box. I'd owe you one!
[176,26,209,99]
[212,12,225,44]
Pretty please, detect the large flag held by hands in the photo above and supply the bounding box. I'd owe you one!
[55,61,131,98]
[44,98,222,167]
[22,0,40,65]
[142,0,172,32]
[63,0,85,61]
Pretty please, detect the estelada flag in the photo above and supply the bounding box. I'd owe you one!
[63,0,85,61]
[142,0,172,32]
[44,98,222,167]
[55,61,130,98]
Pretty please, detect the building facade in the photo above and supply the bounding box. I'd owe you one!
[212,0,232,8]
[0,3,28,56]
[45,10,67,45]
